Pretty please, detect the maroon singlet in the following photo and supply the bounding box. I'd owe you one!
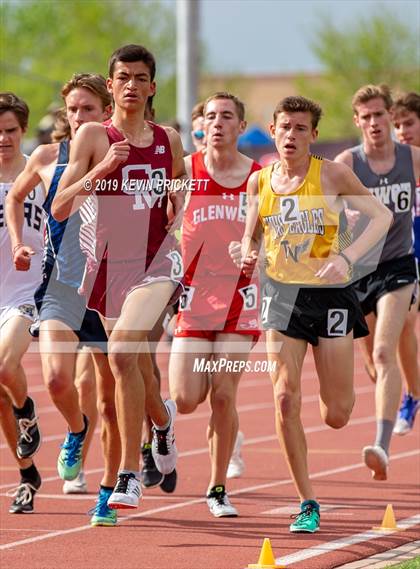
[81,122,182,318]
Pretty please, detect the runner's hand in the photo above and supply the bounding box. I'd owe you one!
[315,254,350,283]
[229,241,258,277]
[13,245,34,271]
[101,138,130,173]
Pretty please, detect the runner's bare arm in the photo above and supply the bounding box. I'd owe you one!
[52,123,129,221]
[166,127,187,223]
[316,160,392,282]
[229,170,262,275]
[334,150,360,229]
[5,147,48,270]
[334,149,353,167]
[242,170,263,255]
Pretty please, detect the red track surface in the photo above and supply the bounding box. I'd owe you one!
[1,330,419,569]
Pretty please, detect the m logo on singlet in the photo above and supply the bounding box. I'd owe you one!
[121,164,166,210]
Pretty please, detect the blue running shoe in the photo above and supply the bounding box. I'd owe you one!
[393,393,420,436]
[89,487,117,527]
[57,416,88,481]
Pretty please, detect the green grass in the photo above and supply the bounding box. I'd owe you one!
[389,556,420,569]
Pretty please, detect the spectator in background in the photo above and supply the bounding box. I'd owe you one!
[191,102,206,152]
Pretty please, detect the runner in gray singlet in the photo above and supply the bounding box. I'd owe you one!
[335,84,420,482]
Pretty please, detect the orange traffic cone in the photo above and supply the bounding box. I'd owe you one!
[247,538,286,568]
[373,504,403,531]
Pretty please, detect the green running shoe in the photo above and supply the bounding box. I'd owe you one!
[90,487,117,527]
[290,501,320,533]
[57,416,88,481]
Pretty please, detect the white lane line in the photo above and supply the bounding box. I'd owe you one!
[25,364,368,393]
[276,515,420,567]
[0,413,376,490]
[3,529,59,533]
[0,383,375,452]
[1,449,418,552]
[0,493,181,501]
[263,504,354,515]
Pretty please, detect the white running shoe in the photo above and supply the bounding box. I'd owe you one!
[207,487,238,518]
[152,400,178,475]
[227,431,245,479]
[108,473,142,509]
[363,445,389,481]
[62,470,88,494]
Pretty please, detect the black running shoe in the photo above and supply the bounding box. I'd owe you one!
[141,443,164,488]
[160,469,177,493]
[14,397,41,459]
[8,471,41,514]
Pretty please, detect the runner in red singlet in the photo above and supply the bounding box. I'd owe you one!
[169,93,261,518]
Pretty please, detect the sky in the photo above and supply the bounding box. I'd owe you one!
[197,0,420,74]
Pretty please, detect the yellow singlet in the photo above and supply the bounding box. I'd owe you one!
[258,155,347,285]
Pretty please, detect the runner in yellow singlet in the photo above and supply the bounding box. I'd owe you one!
[230,95,391,533]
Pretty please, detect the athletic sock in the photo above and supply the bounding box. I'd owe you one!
[301,499,320,512]
[375,419,394,454]
[70,414,88,436]
[19,463,40,488]
[100,485,114,493]
[13,396,34,418]
[207,484,225,497]
[19,463,38,482]
[119,469,141,478]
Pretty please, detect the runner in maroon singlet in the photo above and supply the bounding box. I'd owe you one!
[52,44,186,509]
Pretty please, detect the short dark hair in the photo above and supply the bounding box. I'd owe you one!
[273,96,322,129]
[352,84,393,113]
[392,92,420,120]
[0,92,29,130]
[61,73,111,111]
[191,101,205,122]
[145,95,155,121]
[204,92,245,121]
[51,107,71,143]
[108,44,156,80]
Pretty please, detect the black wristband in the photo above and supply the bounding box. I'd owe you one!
[338,251,352,267]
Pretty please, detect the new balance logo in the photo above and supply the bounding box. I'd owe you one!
[154,145,166,154]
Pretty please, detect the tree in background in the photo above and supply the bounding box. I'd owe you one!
[0,0,176,135]
[296,10,420,140]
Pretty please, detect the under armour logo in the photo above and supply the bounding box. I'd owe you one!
[222,193,234,201]
[154,145,165,154]
[379,177,389,185]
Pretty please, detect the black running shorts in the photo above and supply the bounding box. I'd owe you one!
[261,277,368,346]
